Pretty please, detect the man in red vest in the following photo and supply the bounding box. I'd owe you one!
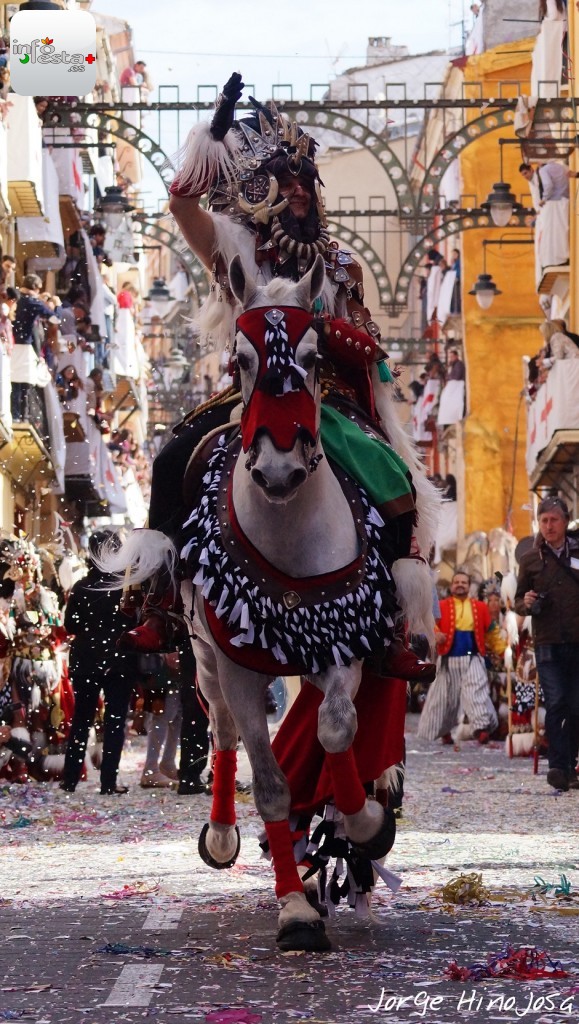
[418,568,497,744]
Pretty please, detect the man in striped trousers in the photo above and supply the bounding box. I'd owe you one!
[418,569,498,744]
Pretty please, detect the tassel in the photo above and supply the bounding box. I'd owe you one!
[377,360,393,383]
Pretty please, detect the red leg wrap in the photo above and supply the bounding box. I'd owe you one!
[325,748,366,815]
[210,749,237,826]
[265,819,304,899]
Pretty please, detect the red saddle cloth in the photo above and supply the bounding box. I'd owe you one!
[271,671,407,819]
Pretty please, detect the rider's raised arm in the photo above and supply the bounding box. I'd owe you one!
[168,194,216,270]
[168,73,244,271]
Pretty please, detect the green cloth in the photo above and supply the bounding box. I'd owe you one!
[320,404,413,515]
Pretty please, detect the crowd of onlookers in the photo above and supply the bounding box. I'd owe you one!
[0,217,154,502]
[0,531,210,795]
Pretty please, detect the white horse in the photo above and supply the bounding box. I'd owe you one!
[183,255,410,952]
[106,255,424,951]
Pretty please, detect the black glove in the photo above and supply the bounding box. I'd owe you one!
[210,72,244,141]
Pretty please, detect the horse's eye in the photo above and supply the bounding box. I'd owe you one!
[301,351,318,371]
[237,352,250,371]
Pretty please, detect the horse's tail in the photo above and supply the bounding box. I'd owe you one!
[94,529,179,591]
[370,366,441,556]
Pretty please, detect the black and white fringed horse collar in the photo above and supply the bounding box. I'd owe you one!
[181,432,398,675]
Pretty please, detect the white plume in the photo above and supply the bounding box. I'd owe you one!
[391,557,436,654]
[172,121,241,196]
[94,529,178,591]
[370,365,441,555]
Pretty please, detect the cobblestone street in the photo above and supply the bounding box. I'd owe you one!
[1,714,577,1024]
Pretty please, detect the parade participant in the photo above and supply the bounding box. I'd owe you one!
[514,496,579,791]
[418,569,498,744]
[140,651,182,789]
[60,532,138,795]
[116,73,438,684]
[4,538,73,780]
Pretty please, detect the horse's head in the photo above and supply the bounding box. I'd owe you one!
[230,254,326,502]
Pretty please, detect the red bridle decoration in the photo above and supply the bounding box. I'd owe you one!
[236,306,318,452]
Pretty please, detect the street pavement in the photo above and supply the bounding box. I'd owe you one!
[1,714,578,1024]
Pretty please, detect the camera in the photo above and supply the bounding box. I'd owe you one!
[529,592,547,616]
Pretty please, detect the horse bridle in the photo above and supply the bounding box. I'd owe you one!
[233,305,325,476]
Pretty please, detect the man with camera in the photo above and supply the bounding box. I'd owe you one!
[515,496,579,792]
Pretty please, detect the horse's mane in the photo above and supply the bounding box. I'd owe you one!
[256,277,306,304]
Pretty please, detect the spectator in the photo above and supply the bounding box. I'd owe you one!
[11,274,59,421]
[56,364,83,405]
[539,0,566,20]
[100,273,117,367]
[553,318,579,349]
[60,532,139,795]
[176,640,210,795]
[1,255,16,287]
[85,367,111,433]
[0,288,15,353]
[418,568,498,744]
[88,224,112,268]
[408,372,427,404]
[450,247,461,313]
[33,96,49,123]
[447,347,466,380]
[442,474,457,501]
[140,652,182,789]
[515,496,579,791]
[539,319,579,361]
[120,60,152,99]
[519,161,570,206]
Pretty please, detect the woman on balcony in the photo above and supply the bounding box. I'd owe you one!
[539,320,579,363]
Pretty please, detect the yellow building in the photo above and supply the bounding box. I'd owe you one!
[460,42,540,542]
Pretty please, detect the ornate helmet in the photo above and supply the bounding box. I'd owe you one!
[211,98,327,231]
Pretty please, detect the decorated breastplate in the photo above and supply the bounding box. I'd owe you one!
[180,433,397,675]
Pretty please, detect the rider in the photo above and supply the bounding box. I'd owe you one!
[119,73,437,682]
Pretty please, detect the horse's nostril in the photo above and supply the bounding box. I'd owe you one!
[288,468,307,489]
[251,468,268,489]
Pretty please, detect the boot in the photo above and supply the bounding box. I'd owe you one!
[382,638,436,683]
[117,575,185,653]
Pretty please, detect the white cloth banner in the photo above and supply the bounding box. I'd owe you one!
[48,126,84,207]
[526,359,579,474]
[437,270,457,325]
[112,307,140,379]
[89,418,127,514]
[43,379,66,494]
[10,345,42,385]
[531,19,566,99]
[434,501,458,564]
[534,198,569,287]
[17,152,66,272]
[437,379,465,426]
[426,265,442,322]
[81,229,107,341]
[412,379,441,442]
[0,346,12,430]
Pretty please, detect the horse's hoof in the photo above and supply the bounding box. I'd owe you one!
[348,807,396,861]
[304,884,328,918]
[276,919,331,953]
[197,822,241,869]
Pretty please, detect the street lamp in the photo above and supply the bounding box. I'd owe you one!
[468,272,502,310]
[481,181,521,228]
[94,186,134,231]
[146,277,174,310]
